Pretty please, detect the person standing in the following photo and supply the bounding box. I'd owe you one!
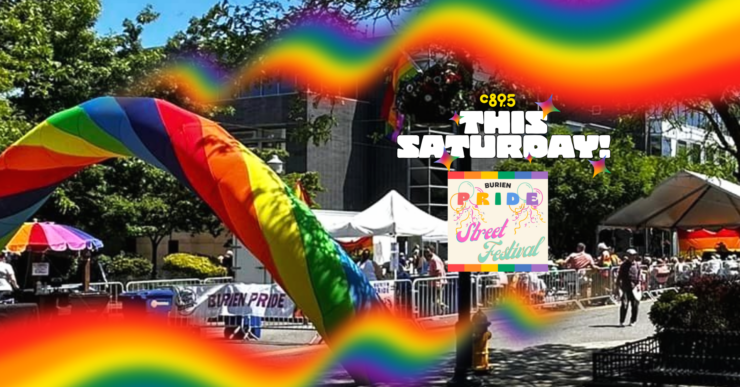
[358,249,382,281]
[0,250,19,301]
[425,246,447,313]
[617,249,642,327]
[564,243,600,300]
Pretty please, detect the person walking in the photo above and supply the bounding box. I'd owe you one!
[617,249,642,327]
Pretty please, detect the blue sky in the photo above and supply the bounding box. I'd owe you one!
[96,0,294,47]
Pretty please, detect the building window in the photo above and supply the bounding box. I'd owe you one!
[677,140,688,156]
[246,81,261,97]
[410,158,430,168]
[650,135,662,156]
[430,205,447,221]
[430,168,449,186]
[410,188,428,204]
[262,80,279,96]
[410,169,429,186]
[278,75,297,94]
[691,143,702,163]
[647,119,664,156]
[430,188,448,205]
[661,137,672,157]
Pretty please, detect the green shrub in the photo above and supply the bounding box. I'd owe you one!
[649,276,740,331]
[98,253,152,282]
[162,253,227,279]
[649,292,699,330]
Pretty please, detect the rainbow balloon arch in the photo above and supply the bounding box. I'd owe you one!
[0,97,382,341]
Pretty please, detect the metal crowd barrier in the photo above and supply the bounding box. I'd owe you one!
[113,262,724,337]
[125,277,234,292]
[89,281,125,305]
[412,275,477,320]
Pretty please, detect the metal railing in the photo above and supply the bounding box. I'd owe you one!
[125,277,234,292]
[107,261,720,338]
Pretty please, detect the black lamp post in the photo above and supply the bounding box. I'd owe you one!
[448,149,481,387]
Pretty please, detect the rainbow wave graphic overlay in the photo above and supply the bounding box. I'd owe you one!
[155,0,740,105]
[1,296,556,387]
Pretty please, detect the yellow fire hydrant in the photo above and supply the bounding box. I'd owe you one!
[471,309,492,374]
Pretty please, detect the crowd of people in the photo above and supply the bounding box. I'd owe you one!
[354,244,447,282]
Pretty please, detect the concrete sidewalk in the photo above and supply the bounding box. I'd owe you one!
[316,302,657,386]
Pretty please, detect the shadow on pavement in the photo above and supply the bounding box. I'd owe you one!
[317,343,595,387]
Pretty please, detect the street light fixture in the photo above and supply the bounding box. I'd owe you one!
[267,155,284,174]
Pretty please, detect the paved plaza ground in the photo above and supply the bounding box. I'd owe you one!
[240,301,657,386]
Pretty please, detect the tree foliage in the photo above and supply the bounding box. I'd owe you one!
[0,0,328,277]
[162,253,227,279]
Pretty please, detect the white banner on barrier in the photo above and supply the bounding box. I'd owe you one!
[174,283,296,318]
[372,281,396,309]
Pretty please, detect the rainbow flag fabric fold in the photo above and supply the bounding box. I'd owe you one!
[0,97,380,338]
[381,53,421,141]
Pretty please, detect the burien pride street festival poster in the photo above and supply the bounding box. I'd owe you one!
[447,172,548,272]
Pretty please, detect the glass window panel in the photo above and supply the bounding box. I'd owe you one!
[278,76,296,94]
[263,128,286,140]
[430,205,447,221]
[410,169,429,186]
[649,120,662,134]
[410,159,430,168]
[430,168,449,186]
[430,188,447,205]
[677,141,688,155]
[691,144,702,163]
[262,81,278,96]
[661,137,672,157]
[247,81,261,97]
[650,135,662,156]
[410,188,429,204]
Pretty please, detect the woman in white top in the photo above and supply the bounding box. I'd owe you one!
[358,249,378,281]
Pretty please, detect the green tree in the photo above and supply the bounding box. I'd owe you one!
[99,160,222,278]
[497,124,737,255]
[662,93,740,179]
[0,1,227,270]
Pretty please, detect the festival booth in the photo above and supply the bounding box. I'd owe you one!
[325,190,448,277]
[2,221,109,317]
[602,170,740,257]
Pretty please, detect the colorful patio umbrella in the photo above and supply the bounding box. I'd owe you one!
[3,222,103,253]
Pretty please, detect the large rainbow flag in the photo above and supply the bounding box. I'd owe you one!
[381,53,421,141]
[0,97,381,338]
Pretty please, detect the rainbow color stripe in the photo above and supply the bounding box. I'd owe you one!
[0,97,380,339]
[448,264,549,272]
[381,53,420,141]
[448,171,549,179]
[0,299,555,387]
[156,0,740,106]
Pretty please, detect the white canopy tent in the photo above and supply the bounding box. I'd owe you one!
[325,190,448,240]
[603,170,740,229]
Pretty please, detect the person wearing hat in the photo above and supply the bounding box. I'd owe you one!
[0,250,19,301]
[597,243,611,265]
[616,249,642,326]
